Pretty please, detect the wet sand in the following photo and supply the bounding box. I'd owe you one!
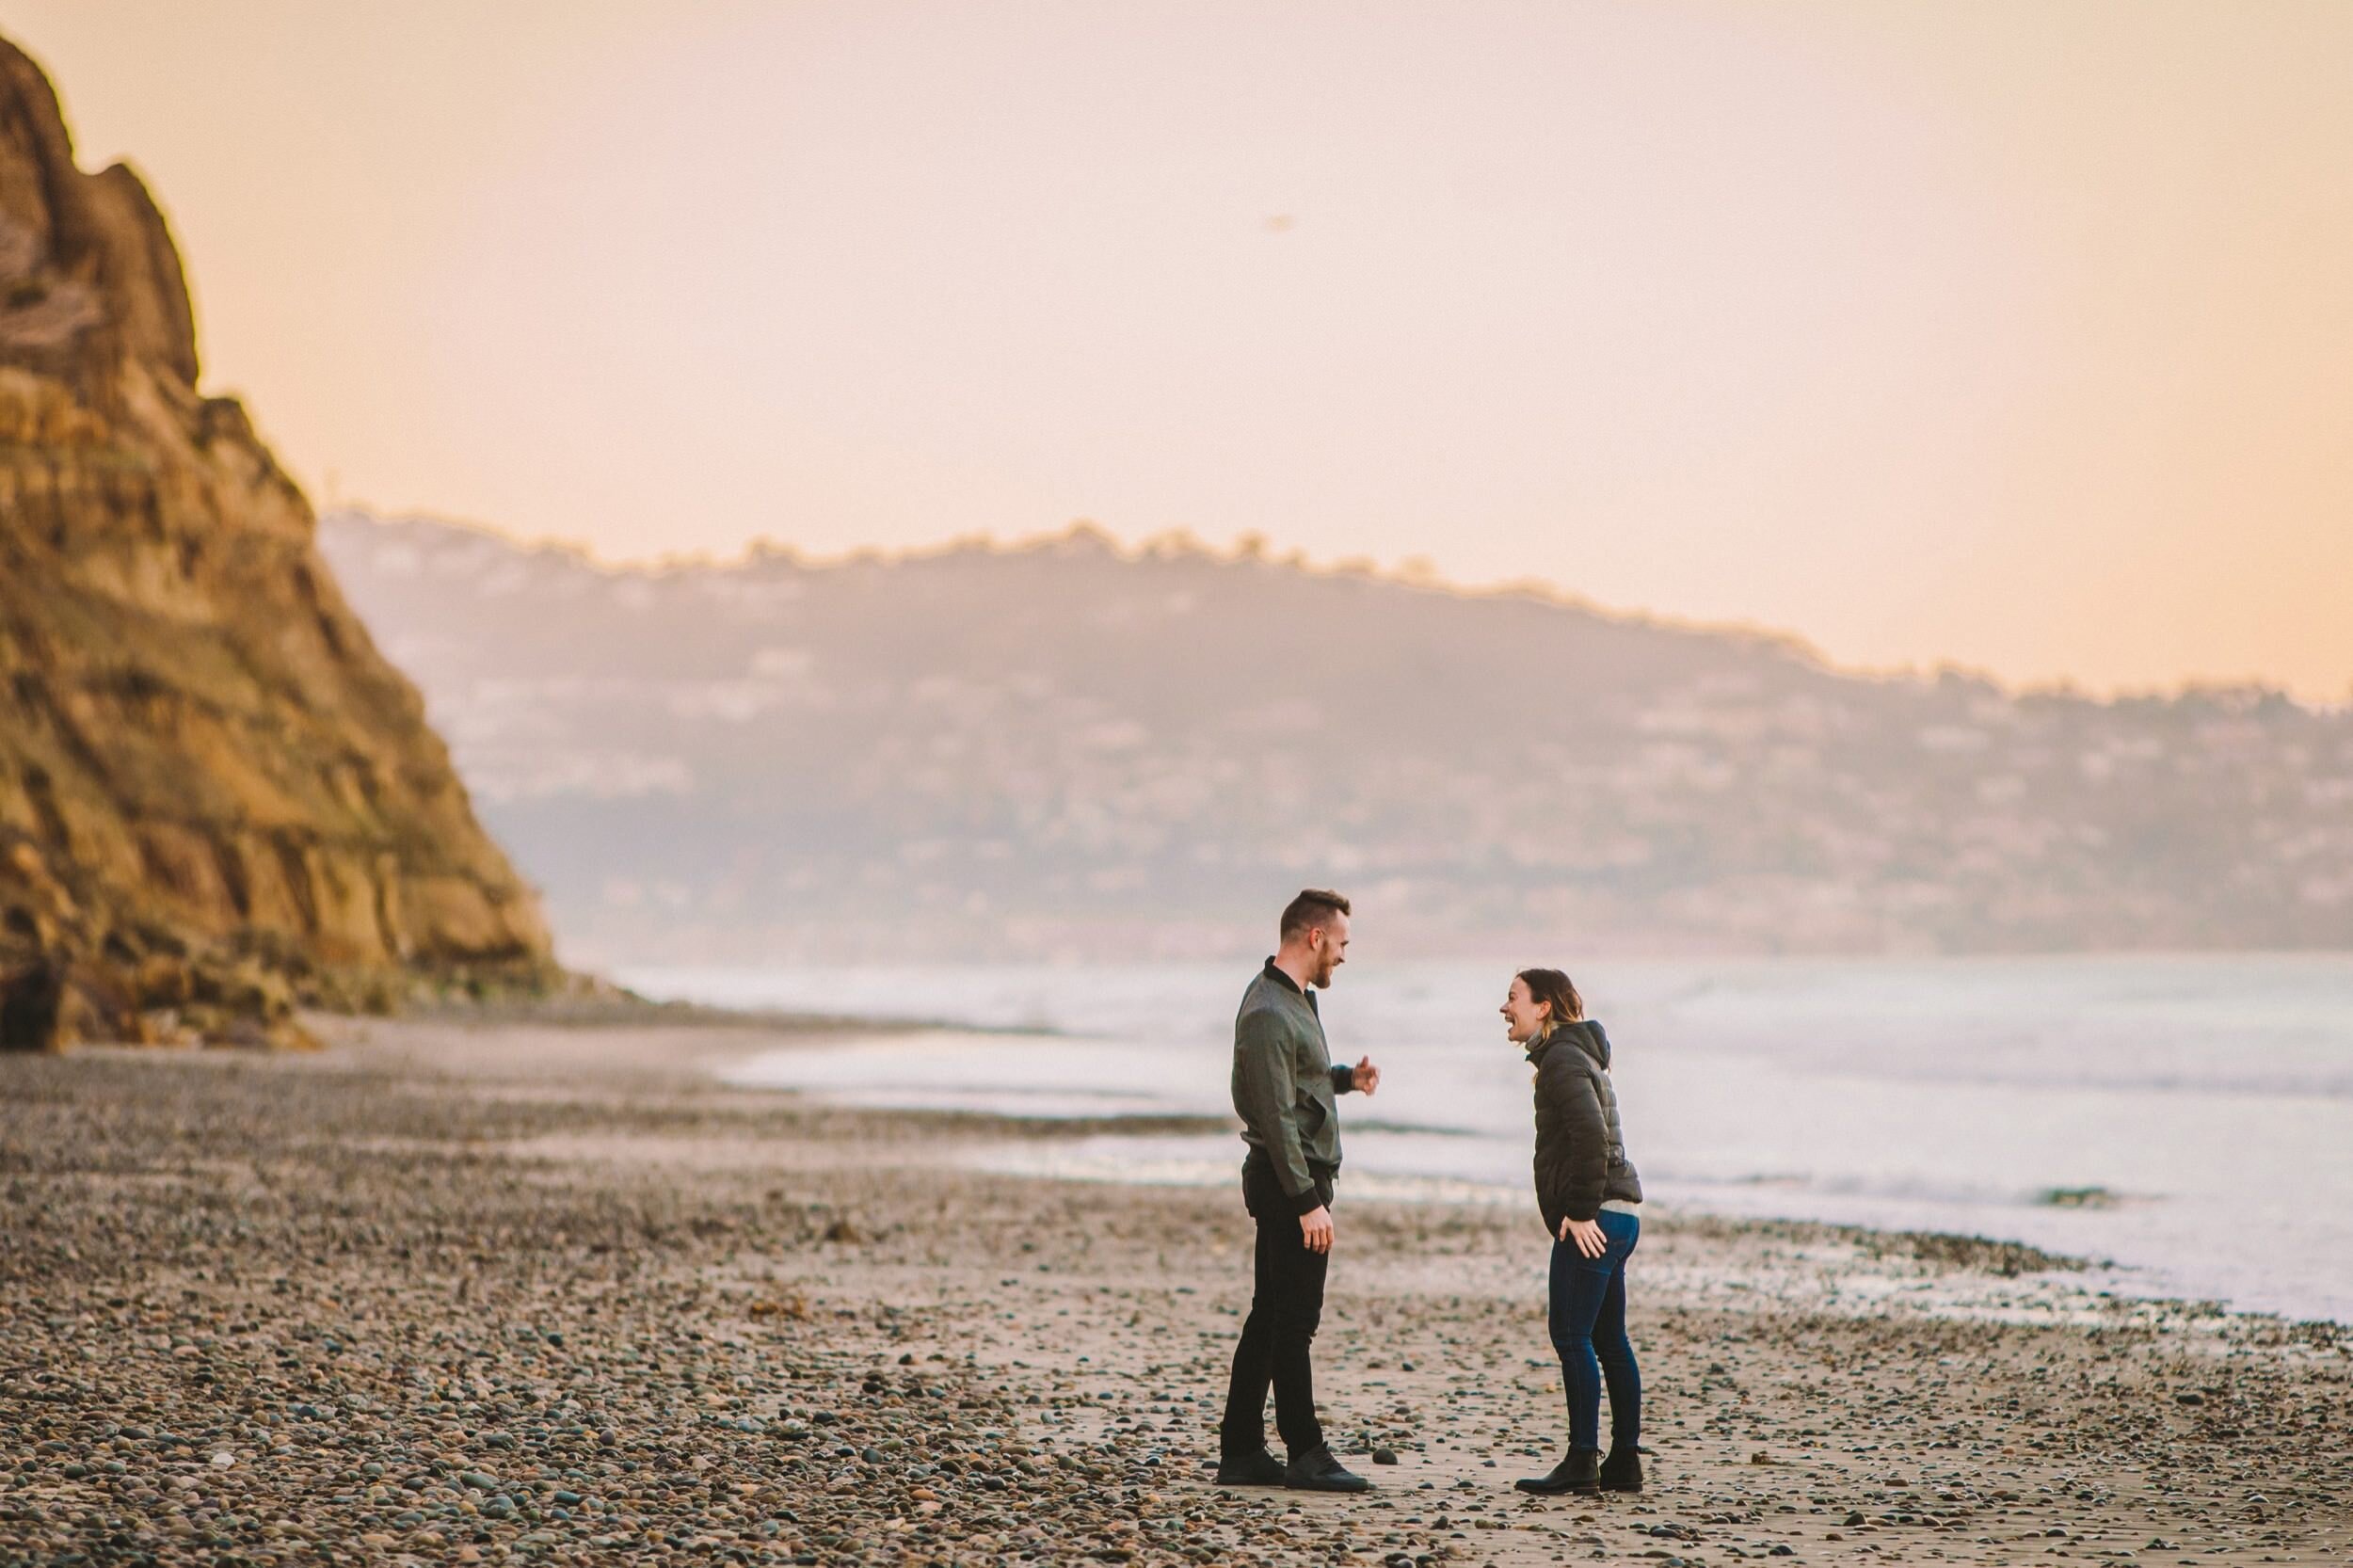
[2,1016,2347,1566]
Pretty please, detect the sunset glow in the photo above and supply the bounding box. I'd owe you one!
[7,0,2349,696]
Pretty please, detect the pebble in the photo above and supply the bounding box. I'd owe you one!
[1,1031,2344,1568]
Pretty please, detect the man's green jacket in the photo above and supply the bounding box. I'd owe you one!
[1231,957,1357,1215]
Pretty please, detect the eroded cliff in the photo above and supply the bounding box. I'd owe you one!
[0,37,552,1048]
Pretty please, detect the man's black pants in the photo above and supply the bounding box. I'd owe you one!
[1220,1155,1332,1462]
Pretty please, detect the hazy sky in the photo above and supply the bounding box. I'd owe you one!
[6,2,2350,696]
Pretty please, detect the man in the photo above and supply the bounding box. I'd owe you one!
[1215,888,1383,1493]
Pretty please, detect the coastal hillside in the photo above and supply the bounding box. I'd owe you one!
[0,39,550,1048]
[322,510,2353,964]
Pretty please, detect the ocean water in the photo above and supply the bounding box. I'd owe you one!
[619,955,2353,1325]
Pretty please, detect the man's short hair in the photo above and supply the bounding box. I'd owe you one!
[1279,888,1352,941]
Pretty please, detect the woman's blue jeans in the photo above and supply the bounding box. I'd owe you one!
[1548,1208,1641,1452]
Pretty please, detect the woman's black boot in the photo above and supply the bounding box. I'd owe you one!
[1598,1444,1644,1493]
[1513,1448,1600,1496]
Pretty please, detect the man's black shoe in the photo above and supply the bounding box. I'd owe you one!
[1514,1448,1601,1496]
[1597,1444,1644,1493]
[1212,1448,1288,1487]
[1285,1447,1373,1493]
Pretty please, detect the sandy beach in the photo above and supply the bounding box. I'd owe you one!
[3,1016,2348,1568]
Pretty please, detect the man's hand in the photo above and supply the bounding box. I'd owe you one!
[1300,1205,1335,1255]
[1558,1215,1608,1259]
[1351,1056,1381,1096]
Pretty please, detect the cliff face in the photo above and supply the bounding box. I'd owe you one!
[0,38,551,1048]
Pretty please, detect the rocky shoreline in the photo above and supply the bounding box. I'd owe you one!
[3,1017,2347,1566]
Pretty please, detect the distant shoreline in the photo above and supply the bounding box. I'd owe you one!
[392,984,1070,1040]
[627,1007,2353,1335]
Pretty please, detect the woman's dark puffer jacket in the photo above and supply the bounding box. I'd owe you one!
[1529,1018,1642,1235]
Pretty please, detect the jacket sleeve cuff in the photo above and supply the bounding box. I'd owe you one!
[1329,1064,1355,1096]
[1290,1184,1327,1216]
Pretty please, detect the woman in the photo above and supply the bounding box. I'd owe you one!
[1504,967,1645,1496]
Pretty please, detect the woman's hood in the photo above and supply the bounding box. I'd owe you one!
[1530,1017,1610,1068]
